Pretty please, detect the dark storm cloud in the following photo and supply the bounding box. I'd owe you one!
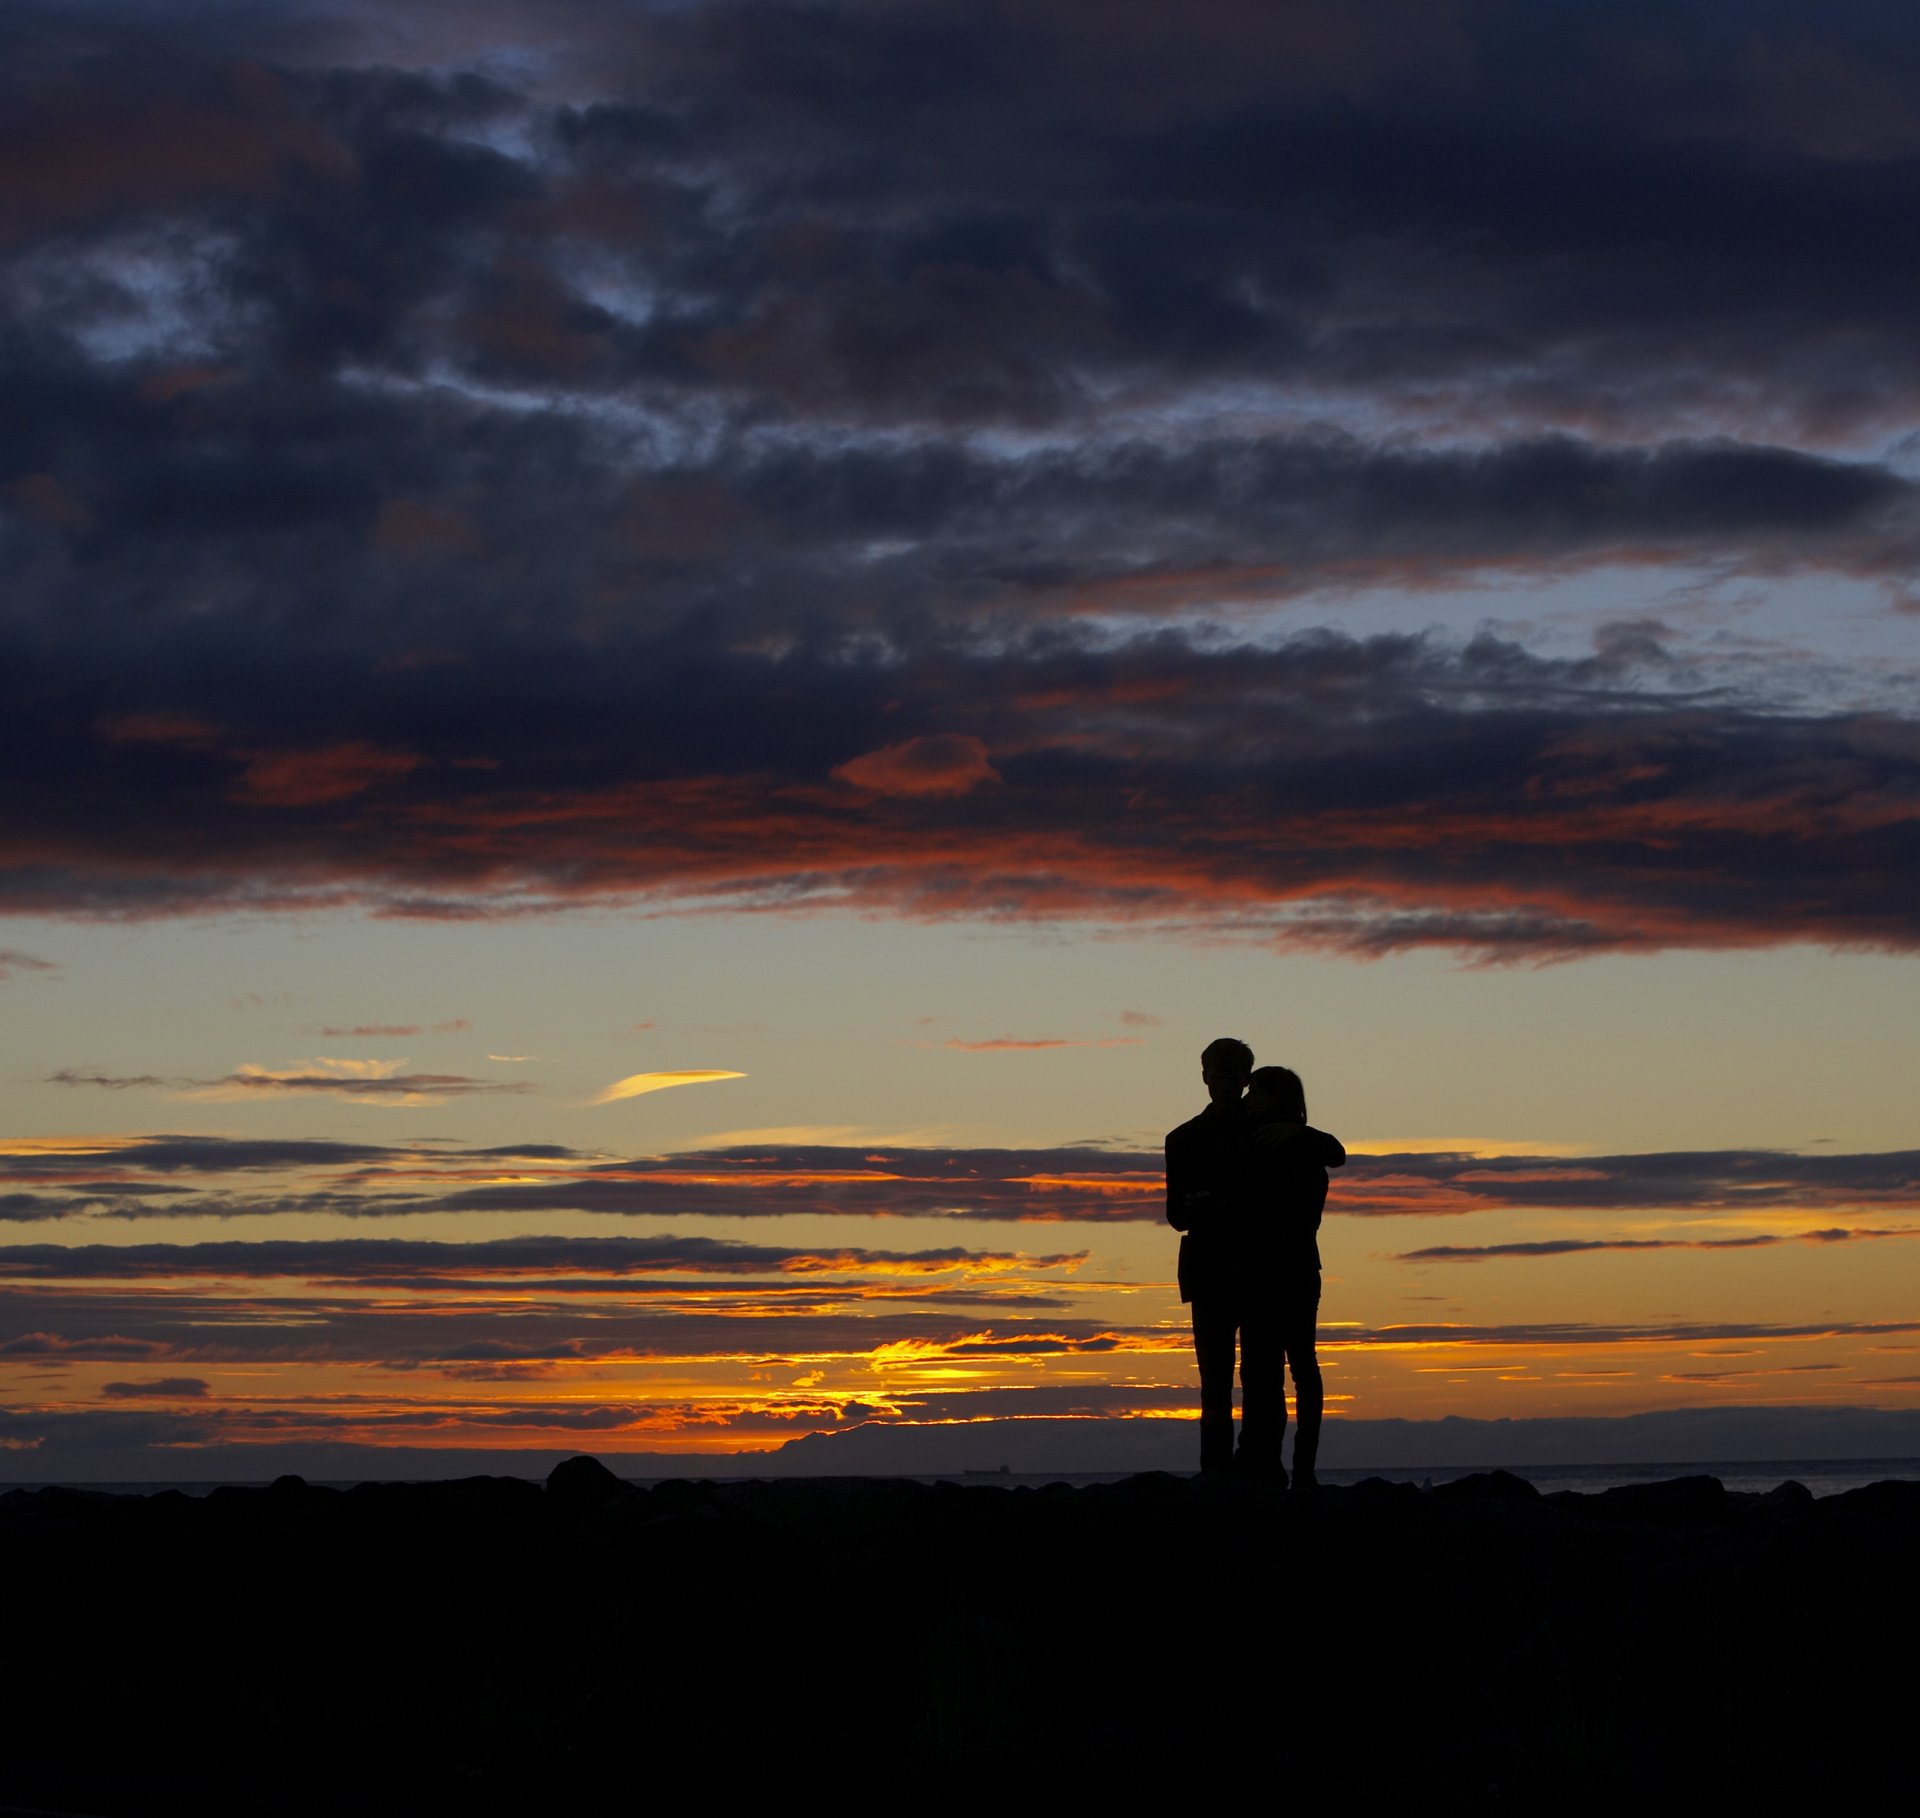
[3,623,1918,958]
[6,3,1920,955]
[13,3,1920,437]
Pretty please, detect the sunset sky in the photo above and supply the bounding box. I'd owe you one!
[4,0,1919,1477]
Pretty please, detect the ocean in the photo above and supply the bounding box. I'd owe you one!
[11,1456,1920,1498]
[920,1458,1920,1496]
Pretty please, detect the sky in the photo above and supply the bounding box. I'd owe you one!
[4,0,1919,1478]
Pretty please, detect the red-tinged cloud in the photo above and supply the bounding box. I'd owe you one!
[232,742,421,807]
[4,625,1917,959]
[98,713,222,747]
[944,1035,1146,1052]
[0,1330,166,1359]
[833,734,1000,797]
[0,949,57,982]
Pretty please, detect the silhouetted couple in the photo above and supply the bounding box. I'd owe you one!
[1165,1037,1345,1485]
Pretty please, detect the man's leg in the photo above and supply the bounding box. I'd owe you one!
[1235,1302,1287,1480]
[1282,1274,1324,1487]
[1190,1299,1238,1472]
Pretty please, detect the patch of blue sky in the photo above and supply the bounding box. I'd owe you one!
[16,223,253,367]
[1075,562,1920,709]
[332,360,736,467]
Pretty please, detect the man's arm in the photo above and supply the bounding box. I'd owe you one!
[1164,1122,1212,1231]
[1165,1129,1190,1229]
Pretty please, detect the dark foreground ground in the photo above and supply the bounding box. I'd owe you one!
[4,1462,1914,1812]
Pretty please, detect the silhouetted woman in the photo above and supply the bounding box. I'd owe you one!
[1236,1064,1343,1488]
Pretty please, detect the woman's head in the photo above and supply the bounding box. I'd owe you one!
[1246,1064,1306,1121]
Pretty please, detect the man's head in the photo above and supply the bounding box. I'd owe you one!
[1246,1064,1307,1122]
[1200,1037,1254,1107]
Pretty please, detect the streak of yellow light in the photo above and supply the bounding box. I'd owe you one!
[0,1134,150,1155]
[590,1070,747,1105]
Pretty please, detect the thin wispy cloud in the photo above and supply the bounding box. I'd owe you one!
[1395,1228,1920,1263]
[0,950,58,983]
[317,1019,471,1038]
[48,1060,530,1108]
[943,1036,1148,1053]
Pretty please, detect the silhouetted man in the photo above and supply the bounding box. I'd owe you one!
[1165,1037,1255,1473]
[1165,1041,1344,1481]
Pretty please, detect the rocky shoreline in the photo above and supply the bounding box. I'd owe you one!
[5,1459,1913,1810]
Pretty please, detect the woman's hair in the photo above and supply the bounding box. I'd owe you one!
[1249,1065,1306,1119]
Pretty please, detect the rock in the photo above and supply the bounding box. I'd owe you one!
[1432,1468,1539,1502]
[1345,1475,1426,1509]
[1583,1473,1732,1525]
[545,1452,629,1514]
[1826,1478,1920,1516]
[2,1464,1914,1807]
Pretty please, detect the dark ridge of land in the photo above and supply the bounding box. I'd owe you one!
[3,1462,1913,1811]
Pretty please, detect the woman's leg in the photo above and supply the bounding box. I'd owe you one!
[1283,1274,1324,1486]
